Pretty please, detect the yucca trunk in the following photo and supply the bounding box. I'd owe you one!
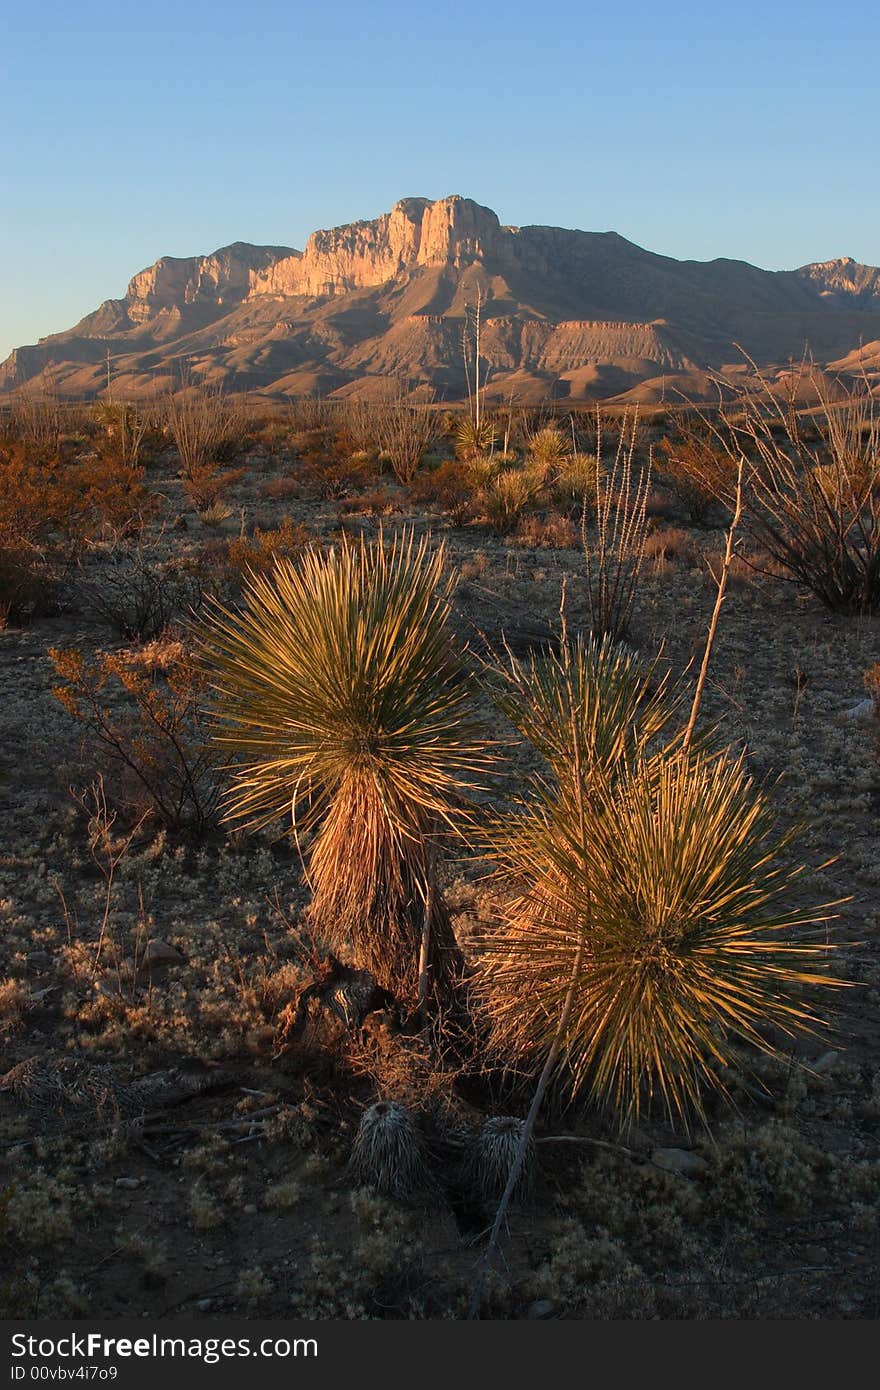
[308,779,463,1004]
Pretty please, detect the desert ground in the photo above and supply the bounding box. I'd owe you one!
[0,394,878,1320]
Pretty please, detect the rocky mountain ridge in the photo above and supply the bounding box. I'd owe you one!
[3,195,879,403]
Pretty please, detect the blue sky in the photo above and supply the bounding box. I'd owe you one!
[2,0,878,360]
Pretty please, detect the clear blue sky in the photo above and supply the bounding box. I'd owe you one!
[2,0,878,360]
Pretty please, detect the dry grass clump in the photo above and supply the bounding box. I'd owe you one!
[0,978,31,1035]
[643,524,697,569]
[513,514,578,549]
[197,530,488,1006]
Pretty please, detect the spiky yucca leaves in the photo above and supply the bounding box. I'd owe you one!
[197,531,486,1005]
[527,425,571,470]
[479,741,843,1129]
[491,632,676,787]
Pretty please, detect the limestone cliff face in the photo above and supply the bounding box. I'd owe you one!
[126,241,294,323]
[251,196,507,298]
[796,257,880,306]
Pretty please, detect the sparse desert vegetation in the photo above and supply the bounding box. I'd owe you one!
[0,378,878,1321]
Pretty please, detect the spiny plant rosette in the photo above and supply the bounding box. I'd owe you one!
[477,638,845,1129]
[348,1100,430,1198]
[196,529,487,1008]
[465,1116,535,1204]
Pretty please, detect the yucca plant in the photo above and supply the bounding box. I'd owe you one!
[553,453,602,518]
[455,415,497,461]
[526,425,571,471]
[493,630,674,776]
[479,736,844,1130]
[483,465,544,536]
[477,630,843,1130]
[196,530,486,1008]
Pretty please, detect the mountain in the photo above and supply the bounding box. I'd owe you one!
[3,195,879,403]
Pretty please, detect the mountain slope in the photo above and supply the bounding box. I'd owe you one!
[3,196,879,401]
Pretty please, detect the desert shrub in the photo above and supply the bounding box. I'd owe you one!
[300,452,371,500]
[409,460,474,524]
[223,516,311,579]
[50,642,223,836]
[197,530,488,1008]
[182,463,246,512]
[286,394,339,435]
[656,424,734,525]
[76,550,204,641]
[373,400,439,484]
[166,387,250,478]
[697,372,880,613]
[477,635,843,1129]
[0,444,154,622]
[7,393,63,454]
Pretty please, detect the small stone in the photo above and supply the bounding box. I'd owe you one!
[843,698,874,721]
[243,1203,257,1215]
[525,1300,556,1320]
[195,1299,213,1311]
[115,1177,141,1190]
[652,1147,708,1177]
[141,939,185,968]
[812,1050,839,1075]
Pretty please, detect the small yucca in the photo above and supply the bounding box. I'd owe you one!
[465,1116,535,1203]
[527,425,571,470]
[484,466,544,535]
[197,529,487,1005]
[455,416,497,461]
[478,634,844,1130]
[349,1100,429,1197]
[479,742,844,1128]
